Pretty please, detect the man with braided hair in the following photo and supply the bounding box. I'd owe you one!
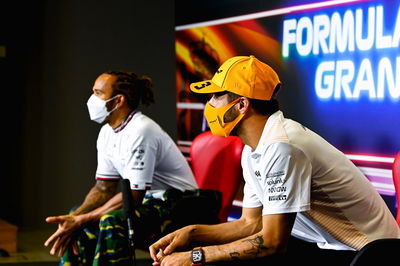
[44,71,217,265]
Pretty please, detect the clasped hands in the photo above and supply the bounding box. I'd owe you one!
[44,214,83,257]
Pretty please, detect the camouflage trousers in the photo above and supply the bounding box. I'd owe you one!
[60,189,221,265]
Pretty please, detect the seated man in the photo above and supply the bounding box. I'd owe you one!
[150,56,400,266]
[44,71,219,265]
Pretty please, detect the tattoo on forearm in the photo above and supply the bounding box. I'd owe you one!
[229,235,269,261]
[72,181,117,215]
[243,235,269,256]
[243,235,269,255]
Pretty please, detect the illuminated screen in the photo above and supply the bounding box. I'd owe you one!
[281,0,400,156]
[176,0,399,214]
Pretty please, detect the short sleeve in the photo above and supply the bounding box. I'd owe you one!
[260,142,311,215]
[242,182,263,208]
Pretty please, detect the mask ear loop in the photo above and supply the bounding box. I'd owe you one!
[105,94,121,103]
[219,98,242,126]
[106,94,122,114]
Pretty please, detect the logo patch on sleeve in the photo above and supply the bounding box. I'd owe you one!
[132,145,145,170]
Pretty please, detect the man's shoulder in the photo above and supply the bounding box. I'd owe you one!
[267,116,307,142]
[98,123,112,138]
[126,113,162,135]
[243,142,307,163]
[264,142,307,159]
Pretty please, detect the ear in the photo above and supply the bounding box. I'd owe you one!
[116,94,126,107]
[237,97,250,114]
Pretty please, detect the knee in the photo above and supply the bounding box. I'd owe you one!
[99,209,125,227]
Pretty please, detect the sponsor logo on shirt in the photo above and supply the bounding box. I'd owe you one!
[269,195,287,201]
[132,145,145,170]
[133,146,145,160]
[267,177,283,186]
[267,170,285,178]
[265,171,286,188]
[268,186,287,193]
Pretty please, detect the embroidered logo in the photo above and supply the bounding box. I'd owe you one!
[194,81,211,90]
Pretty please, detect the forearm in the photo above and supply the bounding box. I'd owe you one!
[203,232,278,263]
[78,192,123,224]
[71,182,117,216]
[73,189,145,225]
[201,213,296,263]
[189,216,261,246]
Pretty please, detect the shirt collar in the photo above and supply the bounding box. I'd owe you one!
[252,110,283,155]
[113,110,138,133]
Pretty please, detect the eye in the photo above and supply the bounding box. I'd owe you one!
[214,91,228,98]
[209,91,228,101]
[93,89,103,96]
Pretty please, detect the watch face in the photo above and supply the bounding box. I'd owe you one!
[192,249,203,263]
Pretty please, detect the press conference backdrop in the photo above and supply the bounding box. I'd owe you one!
[175,0,400,217]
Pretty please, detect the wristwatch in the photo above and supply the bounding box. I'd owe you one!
[191,247,205,266]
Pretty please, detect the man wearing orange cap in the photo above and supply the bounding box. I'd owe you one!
[149,56,400,265]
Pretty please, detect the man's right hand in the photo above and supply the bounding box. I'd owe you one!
[149,225,195,263]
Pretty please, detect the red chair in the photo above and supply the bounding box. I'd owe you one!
[393,152,400,225]
[190,131,244,222]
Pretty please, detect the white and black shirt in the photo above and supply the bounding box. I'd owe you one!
[242,111,399,251]
[96,111,198,199]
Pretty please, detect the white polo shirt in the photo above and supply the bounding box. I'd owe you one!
[242,111,399,251]
[95,111,198,199]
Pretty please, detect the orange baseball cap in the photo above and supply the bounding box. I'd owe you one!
[190,55,281,100]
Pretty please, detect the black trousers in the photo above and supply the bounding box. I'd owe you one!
[212,236,357,266]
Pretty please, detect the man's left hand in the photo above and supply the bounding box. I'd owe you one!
[44,214,82,257]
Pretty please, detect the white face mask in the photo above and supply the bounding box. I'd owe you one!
[86,94,119,124]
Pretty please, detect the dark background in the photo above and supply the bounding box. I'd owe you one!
[1,0,175,229]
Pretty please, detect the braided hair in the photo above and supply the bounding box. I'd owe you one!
[104,70,155,110]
